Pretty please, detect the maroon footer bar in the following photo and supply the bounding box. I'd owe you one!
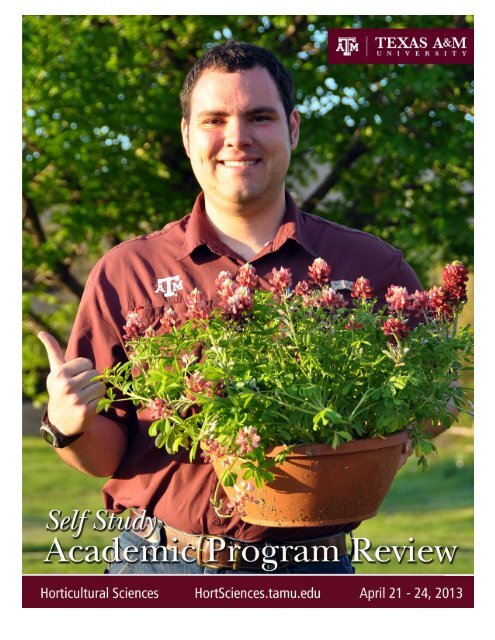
[23,575,473,608]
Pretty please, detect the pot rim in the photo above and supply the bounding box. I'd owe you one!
[264,430,411,458]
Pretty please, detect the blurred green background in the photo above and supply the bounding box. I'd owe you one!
[22,14,473,574]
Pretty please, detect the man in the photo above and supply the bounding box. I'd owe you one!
[38,41,421,574]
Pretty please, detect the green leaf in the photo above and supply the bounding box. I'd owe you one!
[326,409,343,424]
[148,421,159,437]
[341,382,353,395]
[220,470,237,487]
[155,432,167,449]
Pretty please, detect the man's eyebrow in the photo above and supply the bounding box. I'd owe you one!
[196,107,279,118]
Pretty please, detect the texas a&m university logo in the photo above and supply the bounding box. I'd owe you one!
[336,36,359,56]
[155,275,183,298]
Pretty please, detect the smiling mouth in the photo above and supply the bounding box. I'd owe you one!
[219,160,260,167]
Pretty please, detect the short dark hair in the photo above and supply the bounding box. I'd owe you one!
[180,41,295,124]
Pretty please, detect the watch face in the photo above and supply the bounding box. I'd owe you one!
[40,426,58,447]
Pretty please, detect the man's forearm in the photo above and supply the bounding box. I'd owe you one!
[55,414,128,477]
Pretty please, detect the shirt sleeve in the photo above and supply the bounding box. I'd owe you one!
[65,259,138,433]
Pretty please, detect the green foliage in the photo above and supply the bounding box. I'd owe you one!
[96,265,474,504]
[23,15,473,400]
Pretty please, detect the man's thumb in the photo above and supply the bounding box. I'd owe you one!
[37,331,66,368]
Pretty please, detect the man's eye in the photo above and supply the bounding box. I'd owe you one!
[252,115,271,122]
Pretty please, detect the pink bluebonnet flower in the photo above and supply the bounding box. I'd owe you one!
[180,352,197,367]
[217,270,255,320]
[428,285,453,321]
[442,261,468,304]
[385,285,410,314]
[235,426,261,455]
[344,316,364,330]
[293,280,312,306]
[200,438,230,464]
[268,267,292,296]
[227,480,258,517]
[185,288,210,320]
[351,277,374,300]
[123,307,145,341]
[160,307,179,331]
[318,287,348,310]
[381,317,410,340]
[220,285,254,320]
[294,280,311,297]
[308,258,331,286]
[217,277,237,301]
[186,371,216,399]
[409,290,431,318]
[236,263,259,289]
[215,271,234,291]
[147,398,172,420]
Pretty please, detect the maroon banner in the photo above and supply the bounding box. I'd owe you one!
[23,575,473,608]
[328,29,474,64]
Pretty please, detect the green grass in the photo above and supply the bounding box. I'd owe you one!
[356,429,473,573]
[23,437,113,574]
[22,429,473,574]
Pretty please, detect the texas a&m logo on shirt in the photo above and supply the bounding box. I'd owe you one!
[155,275,183,298]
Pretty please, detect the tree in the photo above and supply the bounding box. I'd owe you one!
[23,14,473,401]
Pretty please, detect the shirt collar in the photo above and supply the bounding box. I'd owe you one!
[178,191,316,261]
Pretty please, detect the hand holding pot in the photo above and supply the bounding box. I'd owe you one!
[38,331,106,436]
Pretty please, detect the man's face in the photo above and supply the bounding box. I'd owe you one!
[181,67,300,209]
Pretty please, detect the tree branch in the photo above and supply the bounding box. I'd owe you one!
[55,263,84,298]
[23,194,46,245]
[23,194,85,298]
[301,139,369,213]
[340,203,399,231]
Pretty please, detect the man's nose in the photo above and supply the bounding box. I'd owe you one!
[224,118,252,147]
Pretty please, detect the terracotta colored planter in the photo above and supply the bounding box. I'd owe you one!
[212,431,410,527]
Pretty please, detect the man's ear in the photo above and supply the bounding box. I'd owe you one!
[289,109,300,150]
[181,118,190,158]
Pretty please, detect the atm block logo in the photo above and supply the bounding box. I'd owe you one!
[328,29,474,64]
[336,36,359,56]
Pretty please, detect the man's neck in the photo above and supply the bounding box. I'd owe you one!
[204,191,286,262]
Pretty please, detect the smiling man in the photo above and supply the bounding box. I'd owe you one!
[180,50,300,261]
[38,41,421,575]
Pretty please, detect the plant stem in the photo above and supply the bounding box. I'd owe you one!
[452,312,459,337]
[211,460,237,519]
[257,391,319,415]
[349,388,373,421]
[279,295,315,381]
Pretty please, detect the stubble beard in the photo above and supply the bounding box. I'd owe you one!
[211,163,289,210]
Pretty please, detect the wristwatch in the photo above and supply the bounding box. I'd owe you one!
[40,412,84,448]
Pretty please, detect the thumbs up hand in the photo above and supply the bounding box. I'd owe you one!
[37,332,107,437]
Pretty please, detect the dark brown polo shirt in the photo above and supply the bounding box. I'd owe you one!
[66,191,422,543]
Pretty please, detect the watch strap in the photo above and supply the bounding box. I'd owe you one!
[40,411,84,448]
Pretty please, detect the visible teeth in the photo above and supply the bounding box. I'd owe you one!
[222,160,257,167]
